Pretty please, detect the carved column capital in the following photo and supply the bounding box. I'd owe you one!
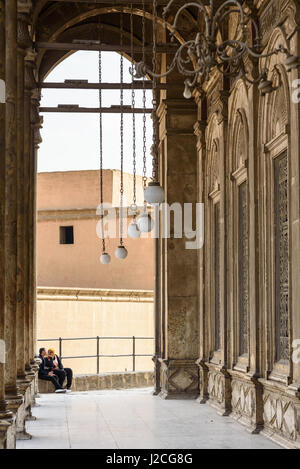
[24,50,37,93]
[194,120,207,148]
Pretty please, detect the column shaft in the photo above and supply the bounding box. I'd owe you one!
[158,97,199,399]
[0,0,10,418]
[23,55,35,371]
[29,92,41,363]
[4,0,19,398]
[16,43,26,380]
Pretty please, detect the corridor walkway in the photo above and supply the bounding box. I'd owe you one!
[17,388,281,449]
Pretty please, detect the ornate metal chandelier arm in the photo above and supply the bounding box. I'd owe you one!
[216,40,246,62]
[246,44,290,60]
[240,72,266,86]
[213,0,245,25]
[215,9,260,45]
[216,41,289,63]
[184,74,198,88]
[134,56,177,79]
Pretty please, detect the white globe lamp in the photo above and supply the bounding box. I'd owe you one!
[128,222,141,239]
[144,182,165,205]
[137,213,154,233]
[115,246,128,260]
[100,253,111,265]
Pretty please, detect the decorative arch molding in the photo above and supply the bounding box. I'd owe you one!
[258,29,291,380]
[260,28,290,145]
[38,21,145,80]
[228,80,249,174]
[265,64,290,143]
[232,109,249,171]
[35,6,189,79]
[35,5,191,45]
[206,113,221,195]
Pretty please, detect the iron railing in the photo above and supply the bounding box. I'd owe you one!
[37,336,155,374]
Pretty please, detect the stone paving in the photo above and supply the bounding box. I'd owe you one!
[17,388,281,449]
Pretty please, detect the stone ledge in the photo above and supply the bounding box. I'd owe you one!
[38,371,154,393]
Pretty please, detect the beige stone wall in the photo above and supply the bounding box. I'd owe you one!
[36,287,154,375]
[37,170,154,290]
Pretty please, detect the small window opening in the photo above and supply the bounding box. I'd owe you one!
[60,226,74,245]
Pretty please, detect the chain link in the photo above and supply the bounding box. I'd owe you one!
[120,8,124,245]
[152,0,159,183]
[98,20,106,253]
[142,0,147,196]
[130,5,137,213]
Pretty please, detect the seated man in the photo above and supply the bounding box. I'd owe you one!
[44,348,73,392]
[38,347,66,394]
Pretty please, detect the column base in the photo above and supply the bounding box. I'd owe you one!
[0,419,14,450]
[152,355,161,396]
[16,430,32,441]
[0,400,13,420]
[196,359,209,404]
[205,363,232,416]
[230,370,264,434]
[5,388,23,409]
[159,359,199,400]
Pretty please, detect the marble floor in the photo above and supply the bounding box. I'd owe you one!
[17,388,281,449]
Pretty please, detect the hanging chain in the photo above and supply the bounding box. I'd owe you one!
[120,8,124,245]
[131,5,137,215]
[142,0,147,197]
[98,19,106,253]
[152,0,159,183]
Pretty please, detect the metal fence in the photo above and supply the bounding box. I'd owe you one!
[37,336,155,374]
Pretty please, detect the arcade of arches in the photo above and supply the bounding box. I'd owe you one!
[0,0,300,449]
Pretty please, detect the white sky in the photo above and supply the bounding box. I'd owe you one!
[39,51,153,176]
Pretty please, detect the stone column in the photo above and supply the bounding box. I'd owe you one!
[194,114,209,404]
[289,22,300,393]
[16,11,31,383]
[0,0,12,423]
[29,91,42,364]
[24,50,36,372]
[200,82,232,416]
[157,97,199,399]
[4,0,22,406]
[152,210,161,396]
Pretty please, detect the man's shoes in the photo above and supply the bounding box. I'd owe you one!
[55,389,66,393]
[65,388,72,393]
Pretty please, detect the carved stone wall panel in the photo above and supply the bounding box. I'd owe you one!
[232,379,255,417]
[207,365,232,416]
[159,360,199,400]
[262,387,300,448]
[230,376,264,432]
[214,202,221,352]
[238,182,249,356]
[274,152,289,362]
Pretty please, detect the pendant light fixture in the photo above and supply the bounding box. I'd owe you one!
[128,5,141,240]
[97,24,111,266]
[137,0,154,233]
[143,0,165,206]
[116,8,128,260]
